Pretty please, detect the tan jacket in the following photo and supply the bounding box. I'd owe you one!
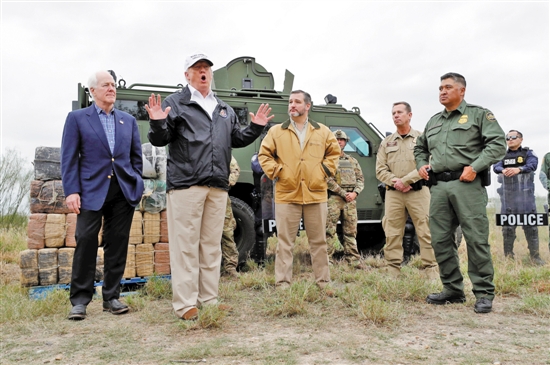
[376,128,422,187]
[258,119,340,204]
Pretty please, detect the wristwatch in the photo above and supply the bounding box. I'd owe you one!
[518,167,524,173]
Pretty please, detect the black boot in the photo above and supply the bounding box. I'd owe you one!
[402,220,415,265]
[525,226,545,266]
[502,226,515,258]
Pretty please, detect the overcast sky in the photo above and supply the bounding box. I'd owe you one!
[2,1,549,198]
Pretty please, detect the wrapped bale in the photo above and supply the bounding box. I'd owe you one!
[38,248,58,285]
[34,146,61,181]
[95,247,104,282]
[159,210,169,243]
[65,213,77,247]
[123,244,136,278]
[129,211,143,244]
[45,214,66,248]
[139,179,166,214]
[143,212,160,245]
[30,180,71,214]
[27,213,47,249]
[136,243,154,277]
[154,242,170,275]
[20,250,39,287]
[141,143,167,181]
[57,247,75,284]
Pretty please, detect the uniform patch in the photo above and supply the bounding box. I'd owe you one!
[458,115,468,124]
[486,112,496,121]
[387,141,398,147]
[517,156,524,163]
[220,109,227,118]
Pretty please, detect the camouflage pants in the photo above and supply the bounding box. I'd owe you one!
[221,197,239,271]
[326,195,360,263]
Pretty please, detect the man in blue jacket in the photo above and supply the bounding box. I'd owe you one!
[493,130,544,265]
[61,70,144,320]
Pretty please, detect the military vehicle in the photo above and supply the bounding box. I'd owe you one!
[73,56,387,265]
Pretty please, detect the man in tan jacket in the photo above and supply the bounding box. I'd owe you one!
[376,102,438,278]
[259,90,340,289]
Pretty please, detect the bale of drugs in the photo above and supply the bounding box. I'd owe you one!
[45,214,66,248]
[38,248,58,268]
[20,249,38,269]
[30,180,71,214]
[136,243,154,277]
[21,268,39,287]
[34,146,61,181]
[141,143,167,181]
[129,211,143,244]
[122,244,136,279]
[65,213,77,247]
[159,210,169,243]
[143,212,160,245]
[39,267,58,286]
[138,179,166,214]
[57,247,74,284]
[154,242,170,275]
[27,214,47,249]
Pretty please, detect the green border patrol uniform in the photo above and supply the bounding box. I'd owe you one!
[414,100,506,300]
[540,152,550,250]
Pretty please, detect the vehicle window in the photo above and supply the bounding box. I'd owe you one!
[114,100,149,120]
[329,127,371,157]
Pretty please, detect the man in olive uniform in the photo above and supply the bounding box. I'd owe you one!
[539,152,550,251]
[221,156,241,278]
[493,130,544,265]
[414,72,506,314]
[326,130,365,268]
[376,102,438,278]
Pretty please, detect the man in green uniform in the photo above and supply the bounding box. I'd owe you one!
[221,156,240,278]
[539,152,550,251]
[414,72,506,314]
[376,102,438,279]
[326,130,365,269]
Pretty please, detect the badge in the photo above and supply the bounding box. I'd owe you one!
[219,109,227,118]
[517,156,524,163]
[387,141,398,147]
[486,112,496,121]
[119,120,124,124]
[458,115,468,124]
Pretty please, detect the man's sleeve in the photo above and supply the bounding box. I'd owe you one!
[414,129,430,170]
[60,112,81,197]
[322,132,340,177]
[130,117,143,176]
[376,139,396,185]
[353,158,364,195]
[258,129,281,181]
[470,110,507,173]
[523,150,538,173]
[148,98,175,147]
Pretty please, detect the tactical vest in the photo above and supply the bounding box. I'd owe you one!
[337,157,356,189]
[502,147,529,168]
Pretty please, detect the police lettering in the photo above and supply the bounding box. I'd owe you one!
[496,213,548,226]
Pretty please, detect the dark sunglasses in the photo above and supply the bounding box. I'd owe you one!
[506,135,521,141]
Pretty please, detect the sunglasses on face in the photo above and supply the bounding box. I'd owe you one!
[506,135,521,141]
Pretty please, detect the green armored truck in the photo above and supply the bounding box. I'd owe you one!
[72,56,386,265]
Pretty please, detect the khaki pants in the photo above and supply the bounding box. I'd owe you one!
[167,186,227,318]
[274,202,330,284]
[383,186,437,270]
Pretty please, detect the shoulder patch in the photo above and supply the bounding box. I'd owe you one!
[486,112,496,121]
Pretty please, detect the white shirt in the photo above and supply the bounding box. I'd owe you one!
[188,84,218,118]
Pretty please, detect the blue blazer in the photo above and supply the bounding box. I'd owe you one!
[61,104,144,211]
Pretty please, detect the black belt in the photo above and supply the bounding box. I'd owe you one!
[434,170,462,182]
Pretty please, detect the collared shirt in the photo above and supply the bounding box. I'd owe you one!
[290,117,308,150]
[94,103,115,154]
[188,84,218,118]
[376,128,422,186]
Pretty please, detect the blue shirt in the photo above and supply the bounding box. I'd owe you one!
[94,103,115,154]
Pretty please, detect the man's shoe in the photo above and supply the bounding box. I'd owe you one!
[225,267,240,278]
[530,256,546,266]
[181,307,199,321]
[276,282,290,290]
[103,299,129,315]
[426,291,466,305]
[68,304,87,320]
[474,297,493,313]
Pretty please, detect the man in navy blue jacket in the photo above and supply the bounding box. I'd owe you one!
[493,130,544,265]
[61,70,144,320]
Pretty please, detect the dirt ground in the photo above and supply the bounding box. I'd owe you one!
[1,261,549,365]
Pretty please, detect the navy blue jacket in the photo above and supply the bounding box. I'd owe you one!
[61,104,144,211]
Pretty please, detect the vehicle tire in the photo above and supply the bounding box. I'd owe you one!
[454,226,463,248]
[230,196,256,265]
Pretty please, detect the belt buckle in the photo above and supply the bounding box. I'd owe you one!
[442,172,452,181]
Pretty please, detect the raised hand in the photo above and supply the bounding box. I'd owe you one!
[145,93,171,120]
[249,103,274,126]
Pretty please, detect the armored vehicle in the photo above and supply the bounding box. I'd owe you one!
[73,56,387,264]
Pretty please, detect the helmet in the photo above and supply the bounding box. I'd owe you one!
[333,130,349,141]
